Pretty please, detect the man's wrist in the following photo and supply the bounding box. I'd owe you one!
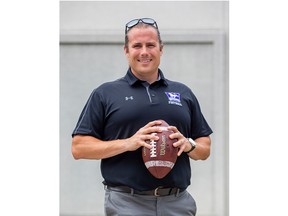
[185,138,197,153]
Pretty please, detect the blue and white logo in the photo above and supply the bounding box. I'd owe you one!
[165,92,182,106]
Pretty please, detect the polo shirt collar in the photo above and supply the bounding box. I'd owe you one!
[125,68,168,86]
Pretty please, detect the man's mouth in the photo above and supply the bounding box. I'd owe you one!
[138,59,152,63]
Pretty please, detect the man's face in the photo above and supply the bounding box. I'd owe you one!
[124,26,163,81]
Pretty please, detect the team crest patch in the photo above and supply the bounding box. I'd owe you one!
[165,92,182,106]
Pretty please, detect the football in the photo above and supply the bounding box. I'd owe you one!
[142,120,178,179]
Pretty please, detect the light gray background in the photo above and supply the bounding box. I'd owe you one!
[60,1,229,216]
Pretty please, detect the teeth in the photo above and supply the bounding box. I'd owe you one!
[139,59,151,63]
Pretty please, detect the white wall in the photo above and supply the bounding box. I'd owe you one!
[60,1,228,31]
[60,1,229,216]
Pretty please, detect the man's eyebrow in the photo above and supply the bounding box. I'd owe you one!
[131,42,142,46]
[146,41,157,44]
[130,41,157,46]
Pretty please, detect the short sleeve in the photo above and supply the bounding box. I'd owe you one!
[189,90,213,139]
[72,89,105,139]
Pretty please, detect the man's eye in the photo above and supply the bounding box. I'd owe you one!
[133,44,141,48]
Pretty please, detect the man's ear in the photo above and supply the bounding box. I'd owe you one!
[124,46,129,55]
[124,46,129,58]
[160,44,164,55]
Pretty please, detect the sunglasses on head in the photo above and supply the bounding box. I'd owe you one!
[125,18,158,35]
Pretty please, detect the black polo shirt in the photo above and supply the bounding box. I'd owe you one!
[72,68,212,191]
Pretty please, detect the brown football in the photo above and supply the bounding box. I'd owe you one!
[142,120,178,179]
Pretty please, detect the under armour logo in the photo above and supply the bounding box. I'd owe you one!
[125,96,134,101]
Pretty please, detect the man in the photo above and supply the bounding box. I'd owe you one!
[72,18,212,216]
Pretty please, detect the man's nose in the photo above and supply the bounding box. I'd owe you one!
[140,46,149,55]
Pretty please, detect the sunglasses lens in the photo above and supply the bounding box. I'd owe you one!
[141,18,155,25]
[126,19,140,28]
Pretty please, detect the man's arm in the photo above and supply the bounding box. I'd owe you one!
[168,126,211,160]
[72,120,163,160]
[185,136,211,160]
[72,135,130,160]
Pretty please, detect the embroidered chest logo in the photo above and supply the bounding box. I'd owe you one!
[165,92,182,106]
[125,96,134,101]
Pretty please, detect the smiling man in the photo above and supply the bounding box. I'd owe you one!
[124,21,163,84]
[72,18,213,216]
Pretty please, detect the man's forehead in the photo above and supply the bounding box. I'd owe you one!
[127,24,158,34]
[128,28,158,41]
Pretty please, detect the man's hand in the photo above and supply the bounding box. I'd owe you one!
[124,120,163,151]
[167,126,191,156]
[168,126,211,160]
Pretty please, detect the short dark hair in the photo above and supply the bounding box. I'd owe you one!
[124,22,163,50]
